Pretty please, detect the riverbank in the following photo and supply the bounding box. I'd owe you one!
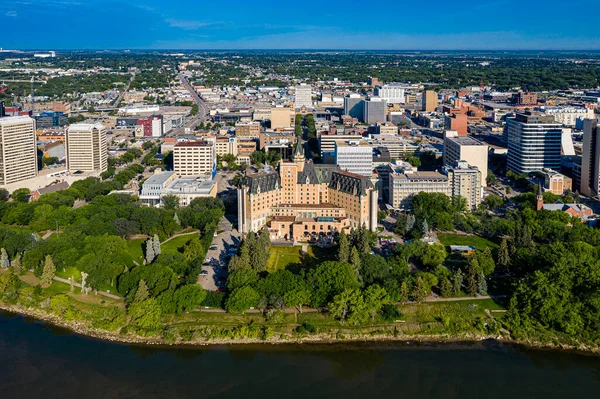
[1,301,598,355]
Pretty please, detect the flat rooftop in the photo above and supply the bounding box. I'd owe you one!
[446,136,485,146]
[144,171,176,185]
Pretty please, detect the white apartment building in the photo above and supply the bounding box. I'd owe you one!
[374,85,406,104]
[294,84,312,109]
[536,106,595,127]
[0,116,38,186]
[215,136,238,157]
[443,133,488,188]
[66,122,108,173]
[173,140,216,177]
[320,133,364,159]
[444,161,482,211]
[334,140,373,177]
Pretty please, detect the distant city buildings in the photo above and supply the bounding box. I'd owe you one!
[294,84,312,109]
[506,111,562,174]
[374,85,405,104]
[388,164,450,209]
[270,107,293,129]
[0,116,38,186]
[422,90,438,112]
[344,94,363,119]
[140,171,217,207]
[363,98,387,124]
[536,106,595,127]
[235,122,261,139]
[66,122,108,173]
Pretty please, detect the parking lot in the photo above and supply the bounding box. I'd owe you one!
[198,215,240,292]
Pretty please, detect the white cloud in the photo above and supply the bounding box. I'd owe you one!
[5,11,18,17]
[165,19,221,30]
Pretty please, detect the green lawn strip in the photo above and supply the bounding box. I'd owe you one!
[0,223,35,234]
[125,238,145,264]
[437,233,498,251]
[161,232,200,255]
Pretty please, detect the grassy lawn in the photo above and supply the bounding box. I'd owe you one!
[266,245,337,272]
[161,232,200,255]
[125,238,145,264]
[0,223,35,234]
[437,233,498,251]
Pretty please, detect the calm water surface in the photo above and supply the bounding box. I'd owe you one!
[1,310,599,399]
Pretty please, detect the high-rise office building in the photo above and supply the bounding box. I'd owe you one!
[334,140,373,177]
[363,98,387,124]
[294,84,312,109]
[422,90,438,112]
[344,94,363,119]
[443,133,488,188]
[66,122,108,173]
[374,85,405,104]
[173,140,216,178]
[506,111,562,174]
[580,119,600,197]
[0,116,38,185]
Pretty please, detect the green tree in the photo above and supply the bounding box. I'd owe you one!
[307,261,360,308]
[399,281,409,303]
[283,286,311,313]
[328,288,368,325]
[162,195,180,210]
[452,270,463,297]
[477,272,488,296]
[11,254,22,274]
[440,277,452,298]
[11,188,30,203]
[466,258,479,296]
[363,284,390,320]
[411,276,429,302]
[134,280,149,303]
[183,238,204,262]
[350,246,362,282]
[477,247,496,276]
[174,285,207,313]
[225,286,260,313]
[337,232,350,263]
[128,298,162,329]
[0,248,9,268]
[41,255,56,286]
[498,238,510,270]
[228,268,259,291]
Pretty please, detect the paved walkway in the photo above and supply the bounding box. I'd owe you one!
[53,276,123,301]
[422,294,508,303]
[160,230,200,245]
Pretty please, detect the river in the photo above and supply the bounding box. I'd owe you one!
[1,310,599,398]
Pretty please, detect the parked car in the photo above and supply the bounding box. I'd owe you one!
[209,244,218,250]
[199,270,209,275]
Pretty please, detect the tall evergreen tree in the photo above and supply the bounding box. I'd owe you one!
[467,258,479,296]
[145,238,155,264]
[41,255,56,286]
[406,214,416,234]
[399,281,409,303]
[440,277,452,298]
[498,238,510,269]
[477,272,488,296]
[134,280,150,303]
[452,270,463,297]
[350,246,362,283]
[153,234,161,257]
[0,248,9,268]
[338,232,350,263]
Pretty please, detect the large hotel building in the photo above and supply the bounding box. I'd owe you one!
[238,144,378,242]
[0,116,38,186]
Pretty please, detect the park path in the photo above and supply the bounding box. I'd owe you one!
[53,276,123,301]
[421,294,508,303]
[160,230,200,245]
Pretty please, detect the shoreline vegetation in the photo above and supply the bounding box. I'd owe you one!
[1,299,598,356]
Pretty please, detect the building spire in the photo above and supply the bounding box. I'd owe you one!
[536,184,544,211]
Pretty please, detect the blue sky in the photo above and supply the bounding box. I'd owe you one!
[1,0,598,50]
